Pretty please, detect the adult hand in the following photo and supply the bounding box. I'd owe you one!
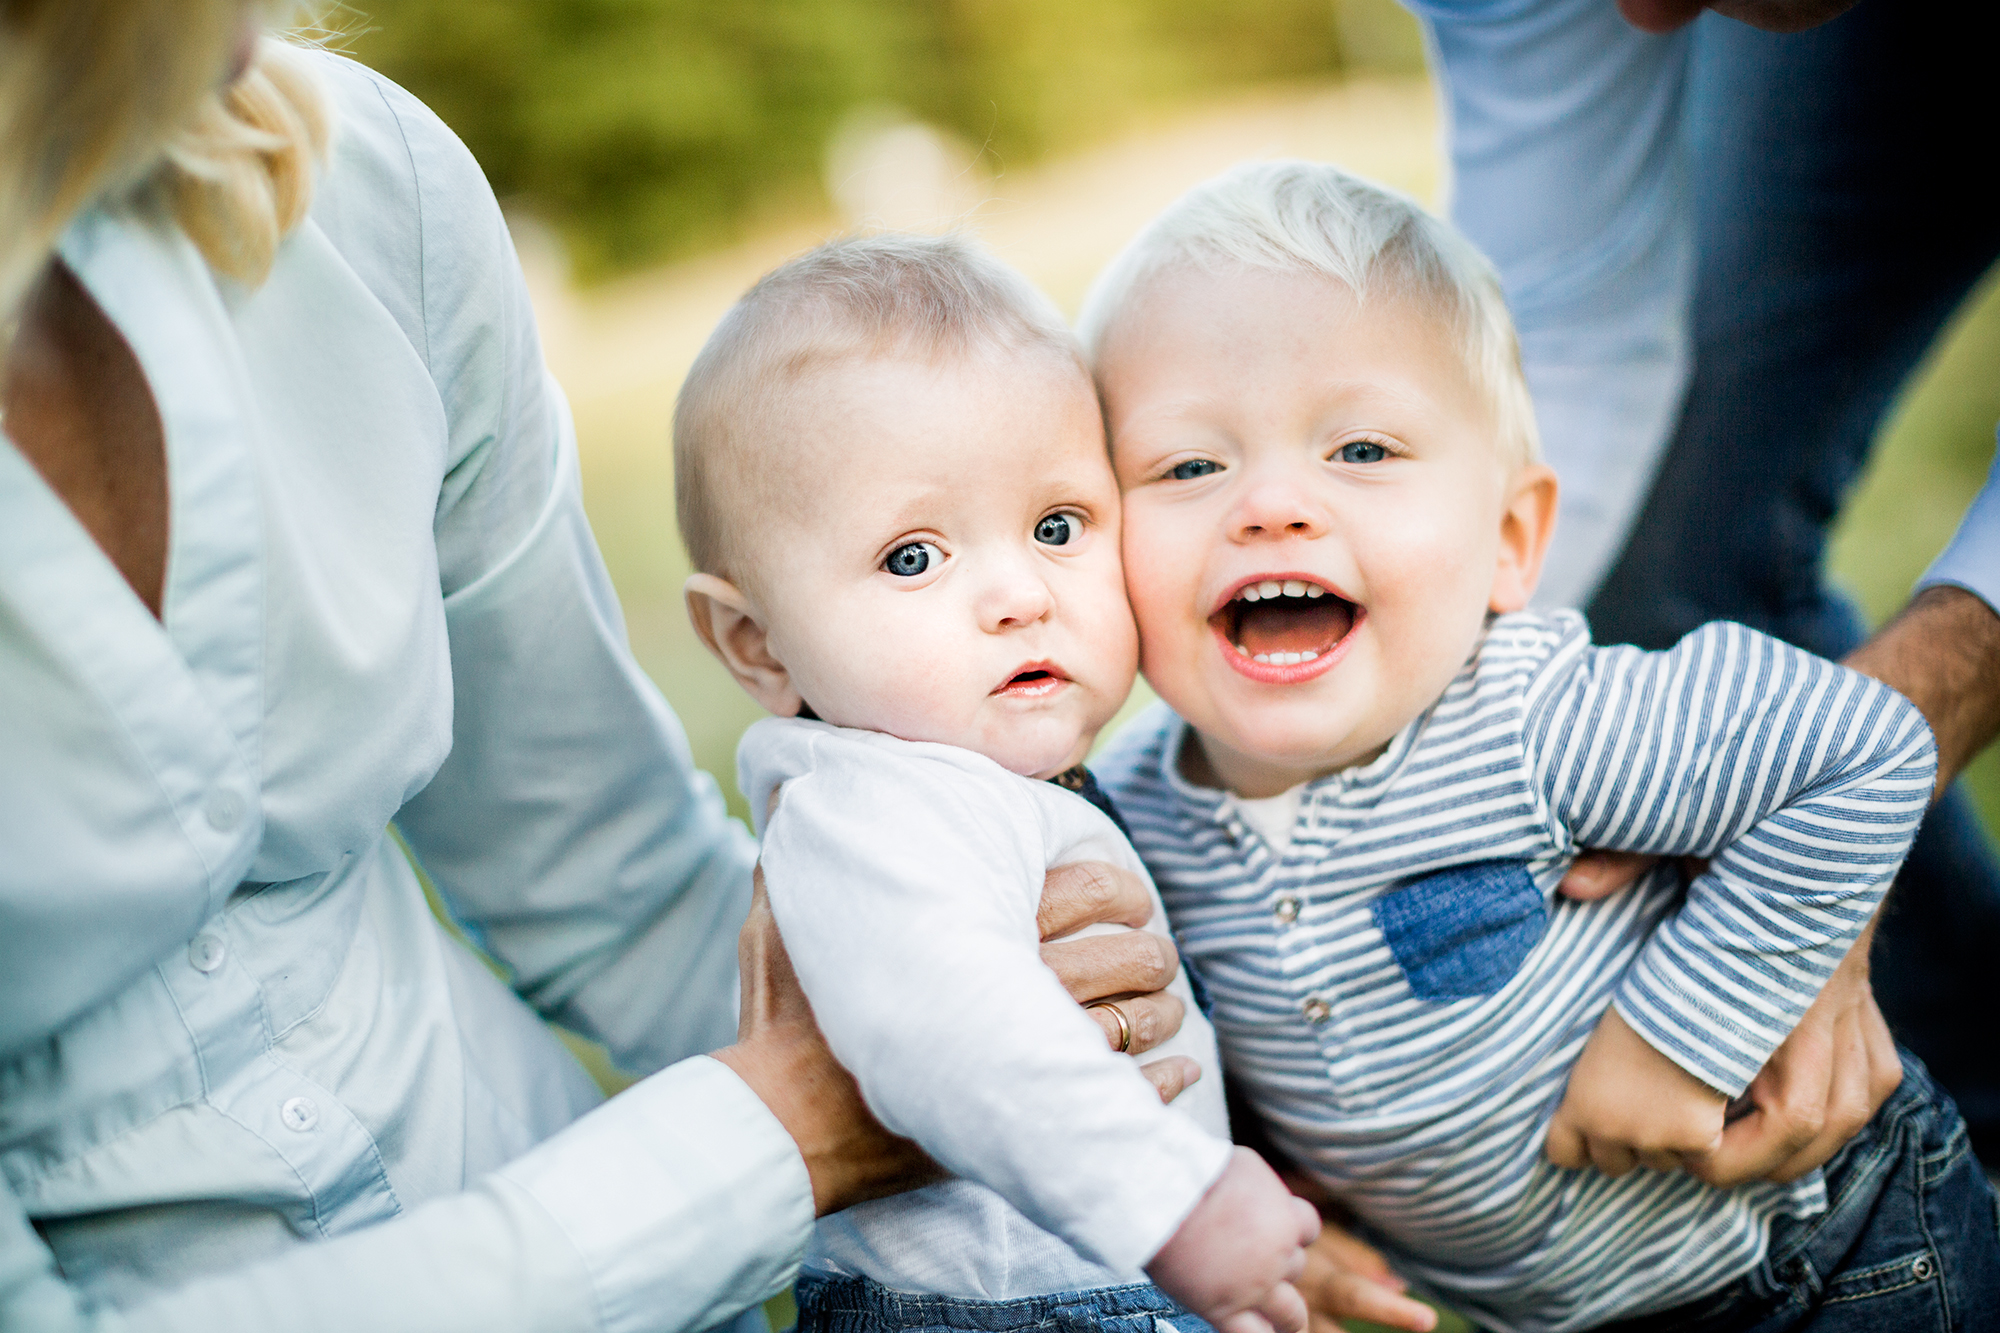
[1296,1218,1436,1333]
[1039,861,1200,1102]
[713,871,941,1217]
[1687,917,1901,1185]
[1553,858,1898,1184]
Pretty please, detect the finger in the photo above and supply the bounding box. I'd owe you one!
[1259,1280,1308,1333]
[1306,1274,1437,1333]
[1218,1310,1277,1333]
[1083,991,1185,1057]
[1310,1223,1400,1287]
[1138,1054,1201,1103]
[1043,929,1180,1004]
[1557,850,1658,901]
[1764,1002,1892,1184]
[1292,1197,1323,1248]
[1634,1148,1684,1175]
[1543,1115,1588,1170]
[1584,1135,1637,1178]
[740,867,811,1032]
[1039,861,1152,938]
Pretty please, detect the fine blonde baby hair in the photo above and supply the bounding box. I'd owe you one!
[1,0,332,324]
[675,231,1084,580]
[1075,159,1540,466]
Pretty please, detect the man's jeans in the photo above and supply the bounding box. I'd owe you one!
[1585,0,2000,1165]
[795,1273,1212,1333]
[1599,1053,2000,1332]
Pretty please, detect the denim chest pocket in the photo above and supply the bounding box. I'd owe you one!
[1371,859,1548,1000]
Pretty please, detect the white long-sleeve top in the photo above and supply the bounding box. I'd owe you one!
[740,719,1233,1298]
[0,51,810,1333]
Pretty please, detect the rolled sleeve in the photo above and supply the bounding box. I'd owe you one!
[1917,432,2000,616]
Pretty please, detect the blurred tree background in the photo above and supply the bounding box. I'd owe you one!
[343,0,1420,279]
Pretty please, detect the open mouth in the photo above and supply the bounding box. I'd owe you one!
[994,662,1070,698]
[1209,576,1361,681]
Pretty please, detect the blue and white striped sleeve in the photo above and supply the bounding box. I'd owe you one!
[1525,621,1937,1094]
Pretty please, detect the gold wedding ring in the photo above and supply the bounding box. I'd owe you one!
[1087,999,1134,1054]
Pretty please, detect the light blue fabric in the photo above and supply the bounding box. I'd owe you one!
[1407,0,1695,608]
[0,50,809,1332]
[1919,430,2000,616]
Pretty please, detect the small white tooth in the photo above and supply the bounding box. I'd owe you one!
[1285,652,1303,665]
[1235,643,1249,657]
[1239,586,1261,602]
[1301,650,1318,661]
[1283,580,1307,598]
[1258,580,1283,599]
[1304,585,1325,598]
[1253,653,1271,664]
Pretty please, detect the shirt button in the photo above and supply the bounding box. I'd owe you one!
[188,933,227,973]
[281,1097,320,1132]
[1273,895,1301,926]
[203,790,245,833]
[1301,995,1332,1026]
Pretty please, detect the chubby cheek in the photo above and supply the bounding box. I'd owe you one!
[1121,505,1206,677]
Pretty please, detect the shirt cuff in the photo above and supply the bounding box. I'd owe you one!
[1918,435,2000,616]
[499,1055,814,1333]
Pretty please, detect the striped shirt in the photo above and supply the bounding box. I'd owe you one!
[1097,612,1937,1331]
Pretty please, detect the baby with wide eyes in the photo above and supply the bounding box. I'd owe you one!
[1082,161,1975,1333]
[676,233,1318,1333]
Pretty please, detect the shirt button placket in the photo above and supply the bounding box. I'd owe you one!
[187,933,227,973]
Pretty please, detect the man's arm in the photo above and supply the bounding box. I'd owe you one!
[1847,585,2000,797]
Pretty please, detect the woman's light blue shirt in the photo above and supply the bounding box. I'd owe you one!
[0,51,809,1332]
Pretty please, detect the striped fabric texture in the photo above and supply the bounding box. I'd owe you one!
[1097,612,1936,1331]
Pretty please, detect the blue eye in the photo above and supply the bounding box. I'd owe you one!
[885,541,941,577]
[1034,514,1075,546]
[1335,440,1389,464]
[1167,459,1220,481]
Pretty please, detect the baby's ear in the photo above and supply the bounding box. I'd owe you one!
[685,573,804,717]
[1490,464,1560,613]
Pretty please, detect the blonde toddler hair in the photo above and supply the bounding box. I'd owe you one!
[1076,159,1540,466]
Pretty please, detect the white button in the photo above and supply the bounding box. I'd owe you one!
[1301,995,1332,1025]
[1273,895,1301,925]
[203,790,245,833]
[280,1096,319,1132]
[188,933,226,973]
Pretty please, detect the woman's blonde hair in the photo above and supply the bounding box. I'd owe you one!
[0,0,331,322]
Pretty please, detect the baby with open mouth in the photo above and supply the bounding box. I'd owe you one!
[1082,161,1990,1333]
[676,233,1318,1333]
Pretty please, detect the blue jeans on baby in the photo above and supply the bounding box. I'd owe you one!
[1594,1053,2000,1333]
[794,1274,1214,1333]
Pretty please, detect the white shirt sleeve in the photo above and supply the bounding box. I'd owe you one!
[745,723,1231,1276]
[1408,0,1695,607]
[0,1059,812,1333]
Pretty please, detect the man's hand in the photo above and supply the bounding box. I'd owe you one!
[1688,918,1901,1185]
[1295,1219,1437,1333]
[1545,1008,1727,1176]
[714,872,942,1216]
[1039,861,1199,1102]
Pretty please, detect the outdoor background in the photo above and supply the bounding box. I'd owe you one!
[341,4,2000,1329]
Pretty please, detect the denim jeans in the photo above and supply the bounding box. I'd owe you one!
[1583,0,2000,1165]
[1594,1053,2000,1333]
[794,1273,1214,1333]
